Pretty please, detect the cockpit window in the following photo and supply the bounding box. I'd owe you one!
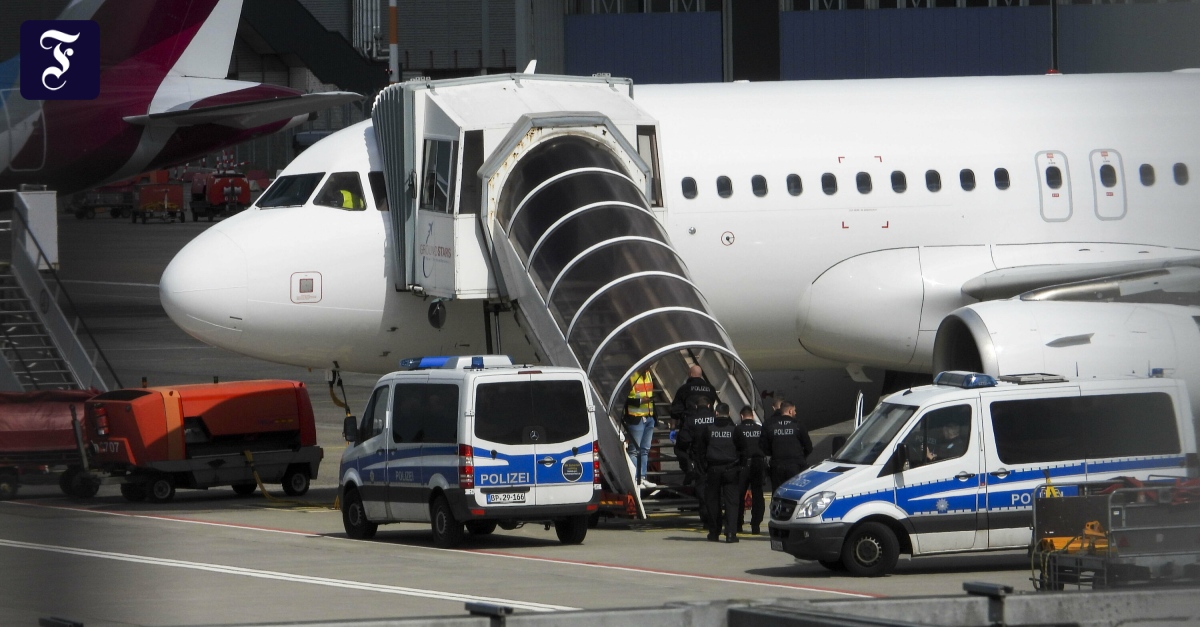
[256,173,324,208]
[314,172,367,211]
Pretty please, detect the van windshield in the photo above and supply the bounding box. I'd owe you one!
[831,402,917,465]
[474,379,589,445]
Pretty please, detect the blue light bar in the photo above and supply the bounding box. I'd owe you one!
[933,371,997,389]
[399,356,451,370]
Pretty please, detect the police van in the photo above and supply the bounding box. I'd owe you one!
[339,356,600,547]
[769,371,1199,576]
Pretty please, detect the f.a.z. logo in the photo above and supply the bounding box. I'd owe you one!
[20,20,100,100]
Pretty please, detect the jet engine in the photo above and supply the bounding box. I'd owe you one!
[933,300,1200,407]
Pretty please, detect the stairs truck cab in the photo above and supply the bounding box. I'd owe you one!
[83,380,322,503]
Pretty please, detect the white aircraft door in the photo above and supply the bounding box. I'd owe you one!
[1036,151,1072,222]
[1089,150,1127,220]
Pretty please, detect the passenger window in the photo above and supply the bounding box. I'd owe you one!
[821,173,837,195]
[717,176,733,198]
[990,397,1084,464]
[1099,164,1118,188]
[786,174,803,196]
[925,170,942,192]
[257,172,324,208]
[1045,166,1063,190]
[891,171,906,193]
[898,405,972,469]
[856,172,872,194]
[314,172,367,211]
[682,177,698,199]
[394,383,460,444]
[420,138,458,212]
[1077,393,1179,458]
[1174,163,1189,185]
[994,168,1010,190]
[751,175,768,197]
[1140,164,1156,186]
[960,169,976,191]
[358,385,390,443]
[367,171,389,211]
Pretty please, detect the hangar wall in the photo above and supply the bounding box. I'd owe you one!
[564,12,723,83]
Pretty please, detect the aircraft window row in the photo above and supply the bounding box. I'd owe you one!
[1135,163,1190,187]
[683,167,1013,200]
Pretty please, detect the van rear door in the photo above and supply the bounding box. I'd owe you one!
[528,375,594,507]
[472,374,540,507]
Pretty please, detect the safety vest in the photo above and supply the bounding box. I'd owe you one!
[626,370,654,417]
[339,189,364,209]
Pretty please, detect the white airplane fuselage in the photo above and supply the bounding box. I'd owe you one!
[160,71,1200,377]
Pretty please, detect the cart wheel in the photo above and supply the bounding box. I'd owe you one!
[341,487,377,539]
[0,470,19,500]
[110,208,122,219]
[841,522,900,577]
[59,467,99,498]
[140,213,148,225]
[75,209,86,220]
[281,467,309,496]
[430,495,465,548]
[146,475,175,503]
[231,483,257,496]
[554,515,589,545]
[86,208,95,219]
[465,520,497,536]
[120,482,148,502]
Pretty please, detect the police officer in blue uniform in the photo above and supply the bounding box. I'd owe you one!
[696,402,743,543]
[760,401,813,491]
[733,405,766,535]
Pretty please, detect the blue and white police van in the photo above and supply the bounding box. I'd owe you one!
[339,355,600,547]
[769,371,1199,576]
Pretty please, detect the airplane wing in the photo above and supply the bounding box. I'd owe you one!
[961,255,1200,301]
[123,92,363,130]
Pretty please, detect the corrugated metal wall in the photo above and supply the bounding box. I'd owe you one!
[299,0,351,40]
[394,0,517,73]
[780,7,1052,80]
[564,12,722,83]
[1059,3,1200,74]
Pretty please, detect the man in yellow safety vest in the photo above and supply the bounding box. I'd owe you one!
[625,369,656,489]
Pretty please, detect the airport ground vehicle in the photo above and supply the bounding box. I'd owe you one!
[83,380,322,502]
[1031,478,1200,590]
[190,169,250,222]
[132,181,186,223]
[339,356,600,547]
[0,390,97,499]
[769,371,1199,576]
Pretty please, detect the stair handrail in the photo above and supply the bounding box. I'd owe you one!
[5,194,122,389]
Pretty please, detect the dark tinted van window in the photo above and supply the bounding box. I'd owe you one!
[393,383,459,444]
[989,392,1179,464]
[475,380,589,445]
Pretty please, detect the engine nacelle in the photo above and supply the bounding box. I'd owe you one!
[934,300,1200,414]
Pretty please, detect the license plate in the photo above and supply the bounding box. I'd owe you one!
[487,492,526,504]
[771,539,783,552]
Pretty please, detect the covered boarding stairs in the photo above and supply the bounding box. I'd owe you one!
[372,74,759,516]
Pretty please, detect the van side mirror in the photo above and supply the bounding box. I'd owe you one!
[343,416,358,443]
[892,443,909,475]
[831,435,847,457]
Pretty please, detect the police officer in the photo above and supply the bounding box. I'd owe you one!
[695,402,742,543]
[760,401,813,490]
[760,396,786,492]
[677,396,716,526]
[733,405,766,535]
[669,365,719,422]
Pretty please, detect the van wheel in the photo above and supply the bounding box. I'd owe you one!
[554,515,589,545]
[0,470,18,500]
[431,496,465,548]
[121,482,148,502]
[282,467,309,496]
[146,475,176,503]
[341,488,377,539]
[841,522,899,577]
[465,520,497,535]
[232,483,257,496]
[818,559,846,572]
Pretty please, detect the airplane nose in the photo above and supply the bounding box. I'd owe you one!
[160,228,248,349]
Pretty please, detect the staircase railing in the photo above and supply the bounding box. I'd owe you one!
[2,191,121,391]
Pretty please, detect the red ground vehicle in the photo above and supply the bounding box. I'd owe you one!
[133,181,186,223]
[190,169,251,222]
[83,380,322,502]
[0,390,99,499]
